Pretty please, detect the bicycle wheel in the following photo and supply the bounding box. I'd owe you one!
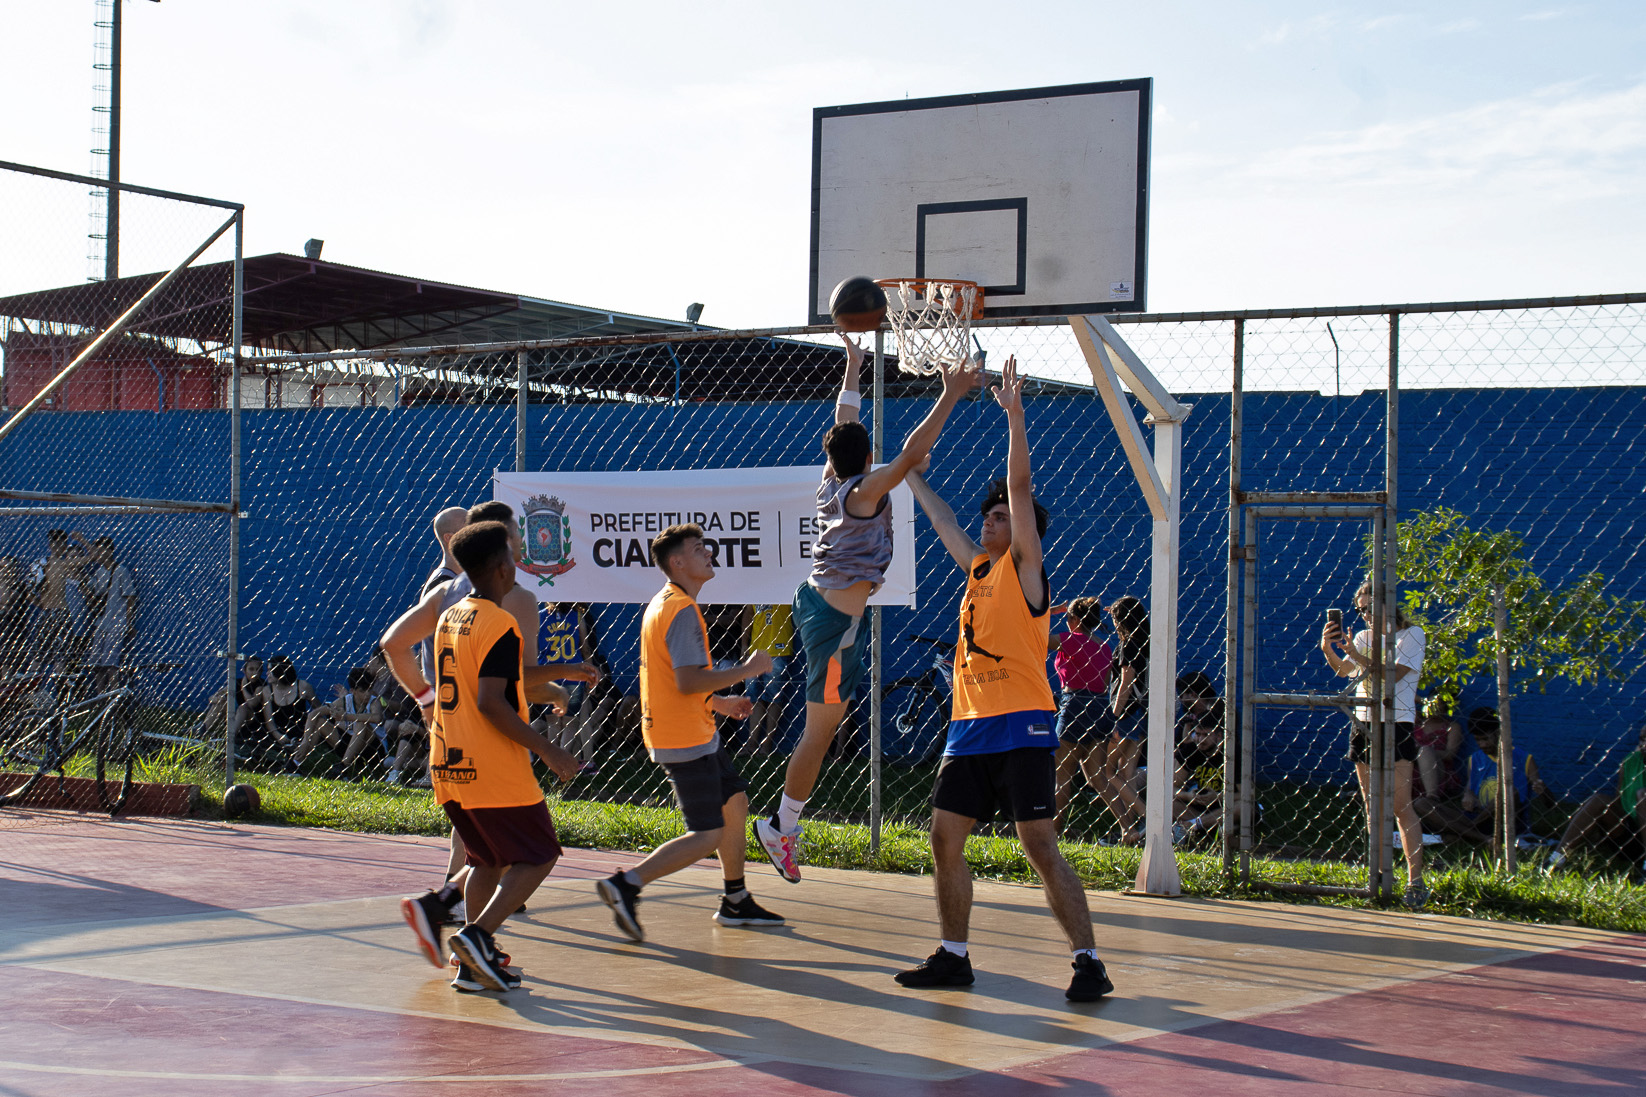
[0,714,62,807]
[879,678,949,764]
[95,707,139,816]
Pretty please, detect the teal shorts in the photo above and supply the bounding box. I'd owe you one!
[793,582,869,705]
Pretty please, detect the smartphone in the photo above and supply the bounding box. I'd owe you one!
[1326,608,1343,628]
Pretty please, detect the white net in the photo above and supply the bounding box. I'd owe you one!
[878,279,980,374]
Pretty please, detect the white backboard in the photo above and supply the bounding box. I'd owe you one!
[810,80,1151,323]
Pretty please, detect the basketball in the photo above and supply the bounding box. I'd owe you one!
[223,783,261,818]
[829,276,887,332]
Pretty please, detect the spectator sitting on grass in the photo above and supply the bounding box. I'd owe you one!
[1548,722,1646,882]
[1415,708,1545,843]
[259,655,319,773]
[328,667,390,779]
[1173,672,1229,845]
[1414,699,1466,801]
[195,654,268,754]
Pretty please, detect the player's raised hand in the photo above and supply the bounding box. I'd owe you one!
[991,355,1023,414]
[841,333,866,369]
[937,352,979,400]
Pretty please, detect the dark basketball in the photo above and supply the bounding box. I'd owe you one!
[829,276,888,332]
[223,783,260,818]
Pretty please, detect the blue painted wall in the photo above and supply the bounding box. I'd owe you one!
[3,385,1641,794]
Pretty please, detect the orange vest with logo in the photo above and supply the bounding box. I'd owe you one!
[430,596,542,809]
[640,583,716,751]
[951,551,1056,720]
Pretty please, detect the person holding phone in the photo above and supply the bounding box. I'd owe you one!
[1321,582,1429,907]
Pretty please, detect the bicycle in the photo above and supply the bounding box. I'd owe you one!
[0,662,181,816]
[878,634,955,764]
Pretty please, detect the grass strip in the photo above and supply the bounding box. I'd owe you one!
[159,766,1646,936]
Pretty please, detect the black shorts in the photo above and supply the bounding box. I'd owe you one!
[661,746,750,832]
[1349,720,1418,764]
[931,747,1057,824]
[443,799,562,868]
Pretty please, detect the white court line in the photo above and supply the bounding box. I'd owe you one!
[0,1057,760,1083]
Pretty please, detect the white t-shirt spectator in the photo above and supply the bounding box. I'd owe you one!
[87,564,137,667]
[1351,624,1425,723]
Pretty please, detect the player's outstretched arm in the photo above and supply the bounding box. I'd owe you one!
[993,355,1045,608]
[835,334,865,426]
[855,355,975,505]
[907,467,981,572]
[676,650,773,695]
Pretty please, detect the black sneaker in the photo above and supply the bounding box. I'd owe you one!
[1066,954,1114,1001]
[894,947,974,988]
[597,873,644,942]
[399,891,445,969]
[448,924,509,991]
[712,893,785,927]
[451,961,521,993]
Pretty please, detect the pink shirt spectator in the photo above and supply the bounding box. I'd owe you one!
[1054,631,1112,693]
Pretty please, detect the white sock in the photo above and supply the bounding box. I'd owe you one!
[1073,948,1098,962]
[940,939,968,957]
[778,795,806,832]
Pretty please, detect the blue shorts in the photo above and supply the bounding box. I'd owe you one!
[1055,690,1114,746]
[793,582,869,705]
[1114,702,1147,743]
[745,656,792,703]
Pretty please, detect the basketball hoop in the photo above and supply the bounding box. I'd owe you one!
[876,279,984,375]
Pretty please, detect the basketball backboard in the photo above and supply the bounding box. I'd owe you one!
[809,79,1151,323]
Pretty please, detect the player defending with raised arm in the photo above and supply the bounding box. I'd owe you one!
[596,524,782,942]
[757,335,974,882]
[429,521,580,993]
[897,356,1113,1002]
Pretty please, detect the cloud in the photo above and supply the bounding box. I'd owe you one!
[1194,80,1646,204]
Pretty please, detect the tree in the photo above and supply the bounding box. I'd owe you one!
[1384,506,1646,714]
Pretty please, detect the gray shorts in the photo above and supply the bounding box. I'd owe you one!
[661,746,750,832]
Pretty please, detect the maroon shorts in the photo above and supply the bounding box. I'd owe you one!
[442,800,562,868]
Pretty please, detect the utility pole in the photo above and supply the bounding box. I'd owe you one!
[105,0,122,282]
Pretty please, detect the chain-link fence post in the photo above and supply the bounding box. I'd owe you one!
[870,328,885,854]
[1225,317,1244,880]
[226,209,244,783]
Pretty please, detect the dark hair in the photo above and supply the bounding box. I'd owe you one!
[1109,595,1147,638]
[1067,596,1102,632]
[823,421,871,479]
[651,523,703,575]
[452,521,513,578]
[268,656,297,685]
[93,536,115,550]
[1177,671,1216,700]
[1469,706,1501,740]
[466,500,514,526]
[346,667,372,690]
[1354,581,1411,629]
[46,529,68,545]
[978,477,1049,539]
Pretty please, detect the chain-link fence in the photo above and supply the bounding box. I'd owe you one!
[3,182,1643,894]
[0,160,241,816]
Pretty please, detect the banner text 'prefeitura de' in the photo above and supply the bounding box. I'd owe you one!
[492,467,915,606]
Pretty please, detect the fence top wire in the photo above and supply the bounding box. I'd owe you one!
[0,159,242,211]
[240,290,1646,368]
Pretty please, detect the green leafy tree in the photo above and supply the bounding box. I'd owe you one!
[1383,506,1646,714]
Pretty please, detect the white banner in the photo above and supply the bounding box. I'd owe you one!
[492,467,916,606]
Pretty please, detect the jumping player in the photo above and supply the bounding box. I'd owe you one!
[425,521,578,992]
[898,356,1113,1002]
[597,523,783,941]
[757,335,974,882]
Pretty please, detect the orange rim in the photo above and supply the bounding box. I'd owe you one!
[875,278,985,320]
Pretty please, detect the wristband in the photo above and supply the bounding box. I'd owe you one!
[414,687,435,707]
[836,390,861,409]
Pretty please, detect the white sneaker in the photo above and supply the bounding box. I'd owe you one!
[754,816,802,883]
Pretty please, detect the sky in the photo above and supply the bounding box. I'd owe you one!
[4,1,1645,329]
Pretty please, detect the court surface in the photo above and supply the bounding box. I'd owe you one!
[3,812,1643,1096]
